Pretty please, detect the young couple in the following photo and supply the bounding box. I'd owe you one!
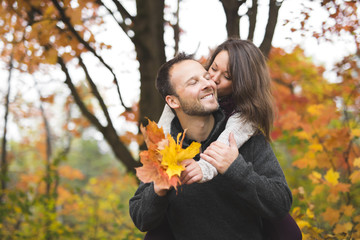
[130,38,302,240]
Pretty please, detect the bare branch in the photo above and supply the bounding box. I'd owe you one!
[51,0,130,110]
[96,0,132,34]
[259,0,282,58]
[78,56,113,127]
[0,54,13,202]
[247,0,258,41]
[57,56,104,131]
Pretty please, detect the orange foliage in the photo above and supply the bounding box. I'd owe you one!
[269,45,360,239]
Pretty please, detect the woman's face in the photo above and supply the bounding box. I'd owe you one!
[208,50,233,98]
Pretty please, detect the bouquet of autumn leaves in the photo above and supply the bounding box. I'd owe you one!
[136,119,201,190]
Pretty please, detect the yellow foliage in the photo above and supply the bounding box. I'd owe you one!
[351,128,360,138]
[308,143,323,152]
[321,207,340,226]
[311,185,325,196]
[333,222,353,235]
[350,170,360,183]
[160,133,201,178]
[324,169,339,186]
[307,104,325,117]
[308,171,322,184]
[294,131,310,140]
[354,157,360,168]
[340,205,355,217]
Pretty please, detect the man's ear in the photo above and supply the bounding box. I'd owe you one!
[165,95,180,109]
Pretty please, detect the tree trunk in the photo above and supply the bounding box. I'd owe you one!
[133,0,167,127]
[220,0,283,58]
[0,55,12,203]
[220,0,244,38]
[259,0,282,58]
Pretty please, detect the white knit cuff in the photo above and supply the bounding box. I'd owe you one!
[198,159,218,183]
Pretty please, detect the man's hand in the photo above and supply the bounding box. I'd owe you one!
[200,132,239,174]
[153,184,168,197]
[181,159,203,184]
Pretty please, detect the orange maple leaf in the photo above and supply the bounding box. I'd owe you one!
[135,119,201,190]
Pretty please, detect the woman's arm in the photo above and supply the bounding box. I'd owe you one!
[217,113,255,147]
[198,113,255,183]
[158,104,175,134]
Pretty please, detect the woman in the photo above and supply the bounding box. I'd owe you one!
[202,38,302,240]
[146,38,301,240]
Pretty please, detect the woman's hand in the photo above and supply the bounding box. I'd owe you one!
[200,132,239,174]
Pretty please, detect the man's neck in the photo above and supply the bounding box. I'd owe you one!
[176,112,215,142]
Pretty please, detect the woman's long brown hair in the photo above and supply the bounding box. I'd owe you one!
[206,38,275,142]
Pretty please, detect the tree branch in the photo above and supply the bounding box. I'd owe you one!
[57,56,104,131]
[259,0,282,58]
[96,0,131,34]
[0,54,13,203]
[78,56,113,127]
[51,0,130,111]
[247,0,258,41]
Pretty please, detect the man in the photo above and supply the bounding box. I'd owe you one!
[129,53,292,239]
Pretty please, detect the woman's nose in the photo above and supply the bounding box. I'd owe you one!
[211,73,220,84]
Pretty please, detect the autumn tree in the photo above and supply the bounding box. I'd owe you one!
[268,1,360,238]
[0,0,285,172]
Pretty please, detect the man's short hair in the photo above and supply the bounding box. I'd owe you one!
[155,52,194,100]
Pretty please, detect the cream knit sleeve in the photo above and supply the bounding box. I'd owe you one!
[199,112,255,183]
[157,104,174,134]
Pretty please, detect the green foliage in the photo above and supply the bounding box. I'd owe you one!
[0,139,144,240]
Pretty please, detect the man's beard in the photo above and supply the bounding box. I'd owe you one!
[178,97,219,116]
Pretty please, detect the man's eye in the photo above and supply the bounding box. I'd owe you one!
[204,73,211,80]
[189,80,197,85]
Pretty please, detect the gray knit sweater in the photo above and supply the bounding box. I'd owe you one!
[129,110,292,240]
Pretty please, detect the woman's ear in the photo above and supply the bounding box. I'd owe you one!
[165,95,180,110]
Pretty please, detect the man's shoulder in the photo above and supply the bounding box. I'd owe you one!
[240,132,268,150]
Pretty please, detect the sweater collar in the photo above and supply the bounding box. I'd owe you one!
[170,110,226,152]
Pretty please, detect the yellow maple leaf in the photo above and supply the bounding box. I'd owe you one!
[309,143,323,152]
[354,157,360,168]
[309,171,322,184]
[350,170,360,184]
[333,222,353,235]
[351,129,360,138]
[160,131,201,178]
[340,205,355,217]
[307,104,324,117]
[321,207,340,226]
[324,169,339,185]
[136,119,201,190]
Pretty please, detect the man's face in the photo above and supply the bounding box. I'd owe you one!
[168,60,219,116]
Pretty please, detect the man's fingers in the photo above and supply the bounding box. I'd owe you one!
[203,148,222,161]
[182,159,193,167]
[185,175,202,185]
[182,168,196,184]
[229,132,237,149]
[200,153,218,168]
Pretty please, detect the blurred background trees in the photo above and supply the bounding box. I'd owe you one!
[0,0,359,239]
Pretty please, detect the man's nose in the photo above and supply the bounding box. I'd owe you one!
[201,77,215,90]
